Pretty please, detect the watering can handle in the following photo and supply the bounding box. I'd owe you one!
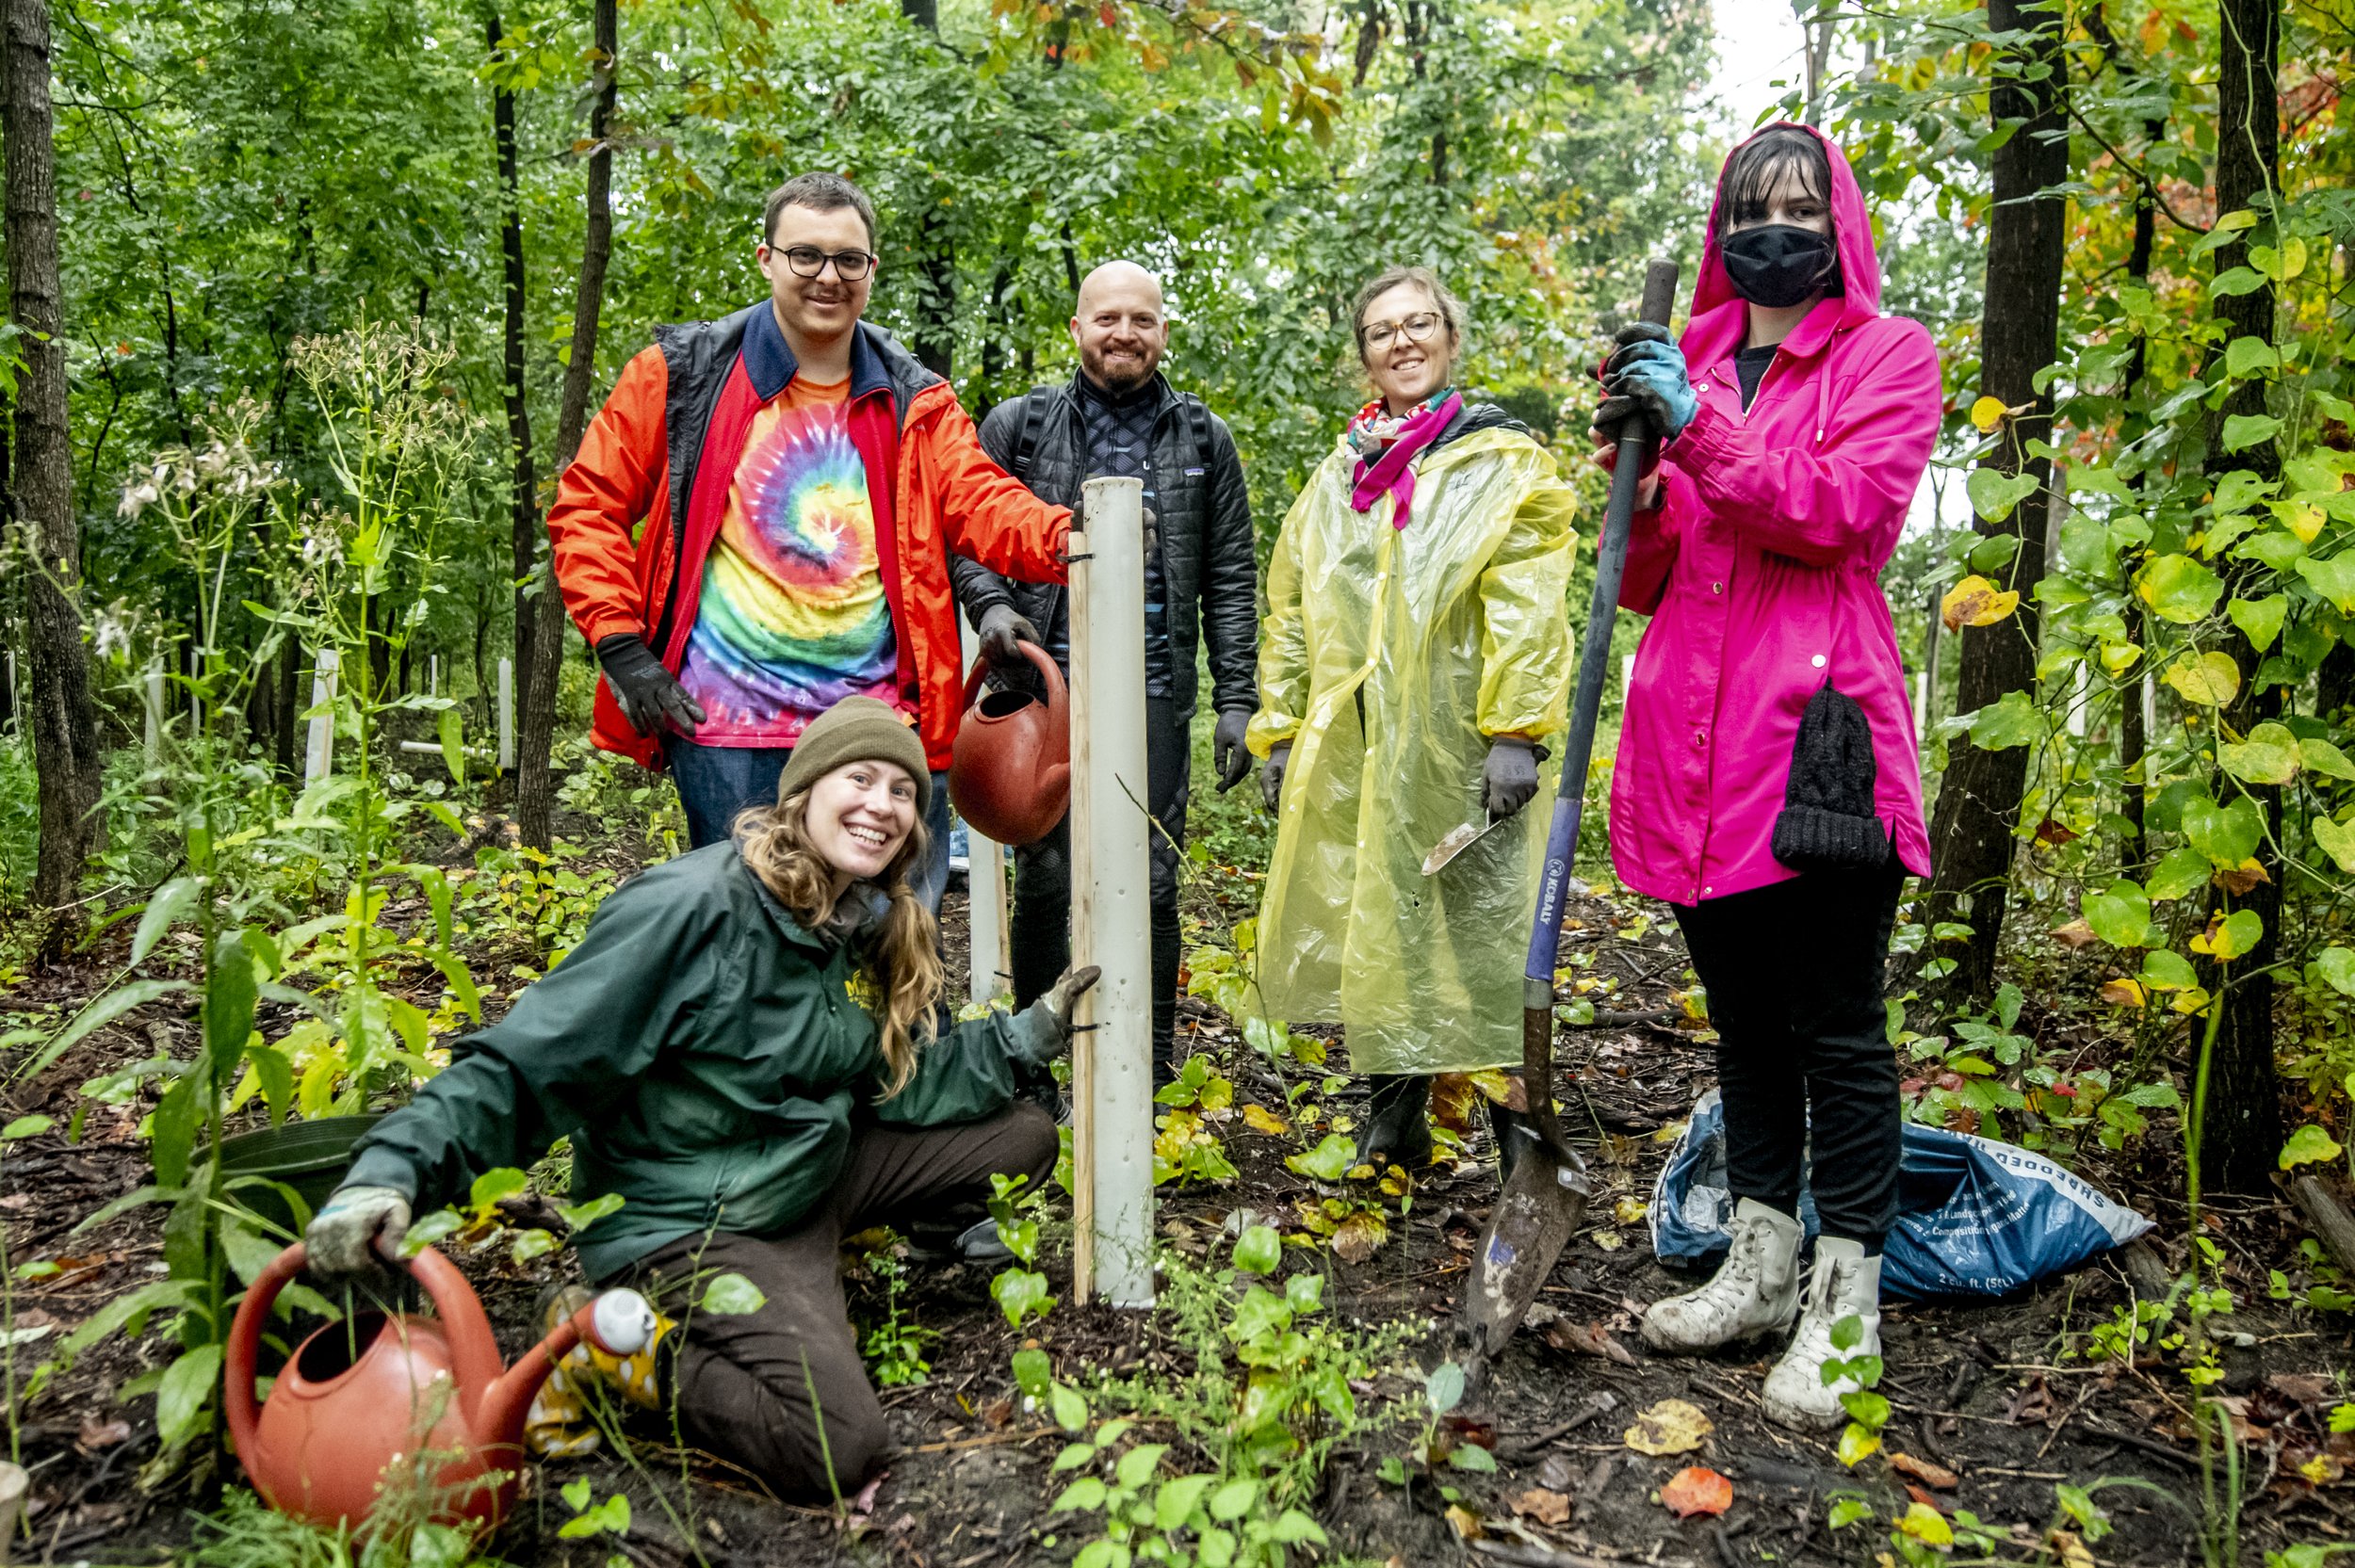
[223,1242,310,1463]
[221,1240,508,1438]
[960,640,1066,712]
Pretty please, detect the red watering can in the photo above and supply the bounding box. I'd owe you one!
[949,641,1071,847]
[224,1241,655,1528]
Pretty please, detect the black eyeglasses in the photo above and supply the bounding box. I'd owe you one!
[769,244,875,282]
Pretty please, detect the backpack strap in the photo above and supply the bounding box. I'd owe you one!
[1182,393,1213,464]
[1008,385,1058,483]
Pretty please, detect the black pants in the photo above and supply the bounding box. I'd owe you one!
[1010,697,1189,1067]
[1672,861,1906,1247]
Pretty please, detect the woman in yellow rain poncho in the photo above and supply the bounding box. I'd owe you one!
[1249,266,1578,1172]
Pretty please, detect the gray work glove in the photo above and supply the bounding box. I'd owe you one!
[1260,741,1292,814]
[1213,709,1254,793]
[977,604,1041,671]
[596,633,706,738]
[1483,736,1541,818]
[307,1184,413,1275]
[1006,964,1104,1066]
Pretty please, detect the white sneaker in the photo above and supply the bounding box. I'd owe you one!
[1641,1199,1804,1353]
[1762,1235,1882,1431]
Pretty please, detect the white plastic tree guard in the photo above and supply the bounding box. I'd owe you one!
[959,612,1013,1006]
[1068,475,1156,1309]
[303,650,339,784]
[393,655,515,772]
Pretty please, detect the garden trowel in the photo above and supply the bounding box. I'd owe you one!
[1462,258,1680,1366]
[1421,812,1502,876]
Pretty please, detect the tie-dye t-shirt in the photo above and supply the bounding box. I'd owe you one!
[678,375,898,743]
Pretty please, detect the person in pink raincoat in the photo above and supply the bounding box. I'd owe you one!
[1590,123,1941,1431]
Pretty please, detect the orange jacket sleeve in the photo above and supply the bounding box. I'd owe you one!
[548,346,669,647]
[925,396,1071,583]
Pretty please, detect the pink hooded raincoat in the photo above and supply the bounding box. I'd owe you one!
[1610,122,1941,907]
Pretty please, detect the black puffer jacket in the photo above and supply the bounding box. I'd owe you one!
[949,372,1259,721]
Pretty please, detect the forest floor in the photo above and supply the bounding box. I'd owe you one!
[6,778,2355,1568]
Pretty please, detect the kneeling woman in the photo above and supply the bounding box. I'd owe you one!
[306,697,1096,1497]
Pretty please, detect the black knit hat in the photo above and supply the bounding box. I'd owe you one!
[1771,684,1890,871]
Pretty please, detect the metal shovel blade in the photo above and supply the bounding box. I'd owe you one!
[1422,813,1502,876]
[1465,1139,1593,1361]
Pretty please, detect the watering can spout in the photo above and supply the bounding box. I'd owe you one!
[475,1289,658,1451]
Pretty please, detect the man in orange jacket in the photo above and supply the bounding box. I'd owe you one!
[547,171,1071,908]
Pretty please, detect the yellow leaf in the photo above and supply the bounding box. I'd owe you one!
[2049,1528,2097,1568]
[1898,1501,1954,1546]
[2280,500,2327,544]
[1591,1229,1623,1252]
[1241,1104,1290,1136]
[2098,640,2143,678]
[2300,1452,2344,1485]
[1624,1398,1714,1456]
[2100,978,2147,1009]
[2170,985,2212,1016]
[2283,236,2309,281]
[1970,395,2008,432]
[1837,1422,1883,1468]
[1940,574,2021,633]
[2163,651,2242,707]
[1614,1196,1648,1225]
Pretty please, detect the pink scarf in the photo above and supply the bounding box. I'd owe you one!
[1349,391,1462,530]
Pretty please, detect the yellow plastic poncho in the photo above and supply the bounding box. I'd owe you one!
[1247,422,1579,1075]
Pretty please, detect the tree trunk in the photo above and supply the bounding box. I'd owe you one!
[488,5,538,711]
[5,0,103,939]
[514,0,616,849]
[1913,0,2068,1003]
[2196,0,2282,1195]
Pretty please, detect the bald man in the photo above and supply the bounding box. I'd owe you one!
[950,262,1259,1090]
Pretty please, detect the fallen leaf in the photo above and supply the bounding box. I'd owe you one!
[1905,1483,1942,1510]
[2006,1378,2055,1426]
[848,1473,885,1518]
[2099,977,2147,1009]
[1589,1230,1623,1253]
[2048,1528,2096,1568]
[1507,1487,1572,1527]
[2050,919,2098,948]
[1889,1452,1959,1490]
[1240,1104,1289,1136]
[1443,1503,1485,1541]
[2268,1372,2334,1407]
[77,1417,131,1452]
[1613,1196,1648,1225]
[1541,1317,1637,1367]
[2299,1452,2345,1486]
[1898,1501,1954,1546]
[1623,1398,1713,1456]
[1328,1210,1387,1264]
[1659,1466,1732,1518]
[1535,1453,1576,1492]
[979,1397,1013,1430]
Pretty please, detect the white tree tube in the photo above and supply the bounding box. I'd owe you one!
[497,657,516,772]
[958,611,1012,1006]
[304,650,339,784]
[1068,477,1156,1309]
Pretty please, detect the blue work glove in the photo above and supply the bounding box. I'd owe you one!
[1597,323,1697,442]
[1006,964,1104,1067]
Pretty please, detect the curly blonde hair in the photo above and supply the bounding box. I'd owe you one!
[735,789,942,1098]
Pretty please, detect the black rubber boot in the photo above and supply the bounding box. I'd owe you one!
[1362,1074,1434,1170]
[1486,1095,1545,1185]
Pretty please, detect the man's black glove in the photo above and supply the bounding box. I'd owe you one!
[1483,736,1541,818]
[977,604,1041,671]
[1213,709,1253,792]
[596,633,706,738]
[1261,740,1292,814]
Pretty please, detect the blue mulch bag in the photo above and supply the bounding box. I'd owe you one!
[1648,1089,2153,1301]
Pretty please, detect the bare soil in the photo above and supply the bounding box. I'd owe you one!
[7,849,2352,1568]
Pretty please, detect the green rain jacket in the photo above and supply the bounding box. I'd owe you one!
[343,843,1030,1280]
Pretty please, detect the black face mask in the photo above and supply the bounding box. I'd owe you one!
[1720,224,1838,308]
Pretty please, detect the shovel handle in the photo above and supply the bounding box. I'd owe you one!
[1519,258,1681,1144]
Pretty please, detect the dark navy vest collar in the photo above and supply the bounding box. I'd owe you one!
[742,304,895,405]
